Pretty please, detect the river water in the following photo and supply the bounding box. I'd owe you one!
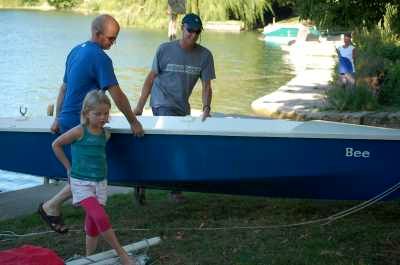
[0,9,294,192]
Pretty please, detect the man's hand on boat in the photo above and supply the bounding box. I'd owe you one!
[132,107,145,137]
[130,118,144,137]
[133,107,143,116]
[201,105,211,122]
[50,119,60,134]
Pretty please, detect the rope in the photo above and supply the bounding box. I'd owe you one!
[0,229,82,239]
[1,180,400,240]
[325,181,400,223]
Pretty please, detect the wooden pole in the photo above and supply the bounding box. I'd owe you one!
[47,104,54,116]
[43,104,54,185]
[66,237,161,265]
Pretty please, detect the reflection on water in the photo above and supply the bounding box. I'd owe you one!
[0,9,294,191]
[0,170,43,193]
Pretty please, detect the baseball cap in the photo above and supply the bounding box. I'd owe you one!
[182,13,203,30]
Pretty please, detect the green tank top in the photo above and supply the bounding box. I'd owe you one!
[71,126,108,181]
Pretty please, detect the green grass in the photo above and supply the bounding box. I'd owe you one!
[1,190,400,264]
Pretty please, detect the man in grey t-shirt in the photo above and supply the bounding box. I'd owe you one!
[134,13,216,203]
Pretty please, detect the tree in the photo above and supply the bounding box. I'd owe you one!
[186,0,272,28]
[47,0,81,9]
[296,0,400,31]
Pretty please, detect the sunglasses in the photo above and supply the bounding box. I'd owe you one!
[185,27,202,34]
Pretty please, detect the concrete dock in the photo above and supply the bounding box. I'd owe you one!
[251,38,400,128]
[251,39,337,119]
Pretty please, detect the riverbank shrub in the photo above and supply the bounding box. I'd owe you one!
[379,63,400,107]
[355,28,400,108]
[326,86,378,112]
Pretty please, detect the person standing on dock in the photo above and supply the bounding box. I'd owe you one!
[167,0,186,41]
[134,13,215,204]
[336,32,356,88]
[38,14,143,234]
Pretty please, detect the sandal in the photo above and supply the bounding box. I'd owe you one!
[38,203,69,234]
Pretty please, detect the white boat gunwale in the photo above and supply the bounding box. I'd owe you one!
[0,116,399,141]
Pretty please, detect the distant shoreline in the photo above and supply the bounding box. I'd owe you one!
[0,3,55,11]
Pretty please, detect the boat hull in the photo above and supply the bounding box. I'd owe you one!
[1,129,398,200]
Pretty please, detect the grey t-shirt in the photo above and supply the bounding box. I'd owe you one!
[150,40,216,114]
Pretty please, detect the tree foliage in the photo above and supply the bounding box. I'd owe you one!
[76,0,294,29]
[22,0,41,5]
[1,0,48,7]
[296,0,400,31]
[383,3,400,37]
[47,0,81,9]
[188,0,271,28]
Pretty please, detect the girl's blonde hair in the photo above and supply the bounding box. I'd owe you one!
[80,90,111,125]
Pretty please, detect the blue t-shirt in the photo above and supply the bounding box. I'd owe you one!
[58,41,118,130]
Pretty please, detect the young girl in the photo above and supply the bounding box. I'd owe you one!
[52,90,135,265]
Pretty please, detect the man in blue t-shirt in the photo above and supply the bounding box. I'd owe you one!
[38,14,144,234]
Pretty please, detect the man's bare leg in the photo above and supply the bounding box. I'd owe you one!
[42,184,72,216]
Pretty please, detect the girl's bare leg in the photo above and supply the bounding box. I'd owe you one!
[86,235,99,256]
[101,228,135,265]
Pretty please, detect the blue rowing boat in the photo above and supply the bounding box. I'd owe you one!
[0,116,399,200]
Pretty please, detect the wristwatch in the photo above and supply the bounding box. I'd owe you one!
[202,105,211,112]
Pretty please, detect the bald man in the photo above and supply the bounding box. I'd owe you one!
[38,14,143,235]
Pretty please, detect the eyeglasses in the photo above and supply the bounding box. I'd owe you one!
[185,27,202,34]
[101,33,117,43]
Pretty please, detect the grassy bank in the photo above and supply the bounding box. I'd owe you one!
[1,190,400,264]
